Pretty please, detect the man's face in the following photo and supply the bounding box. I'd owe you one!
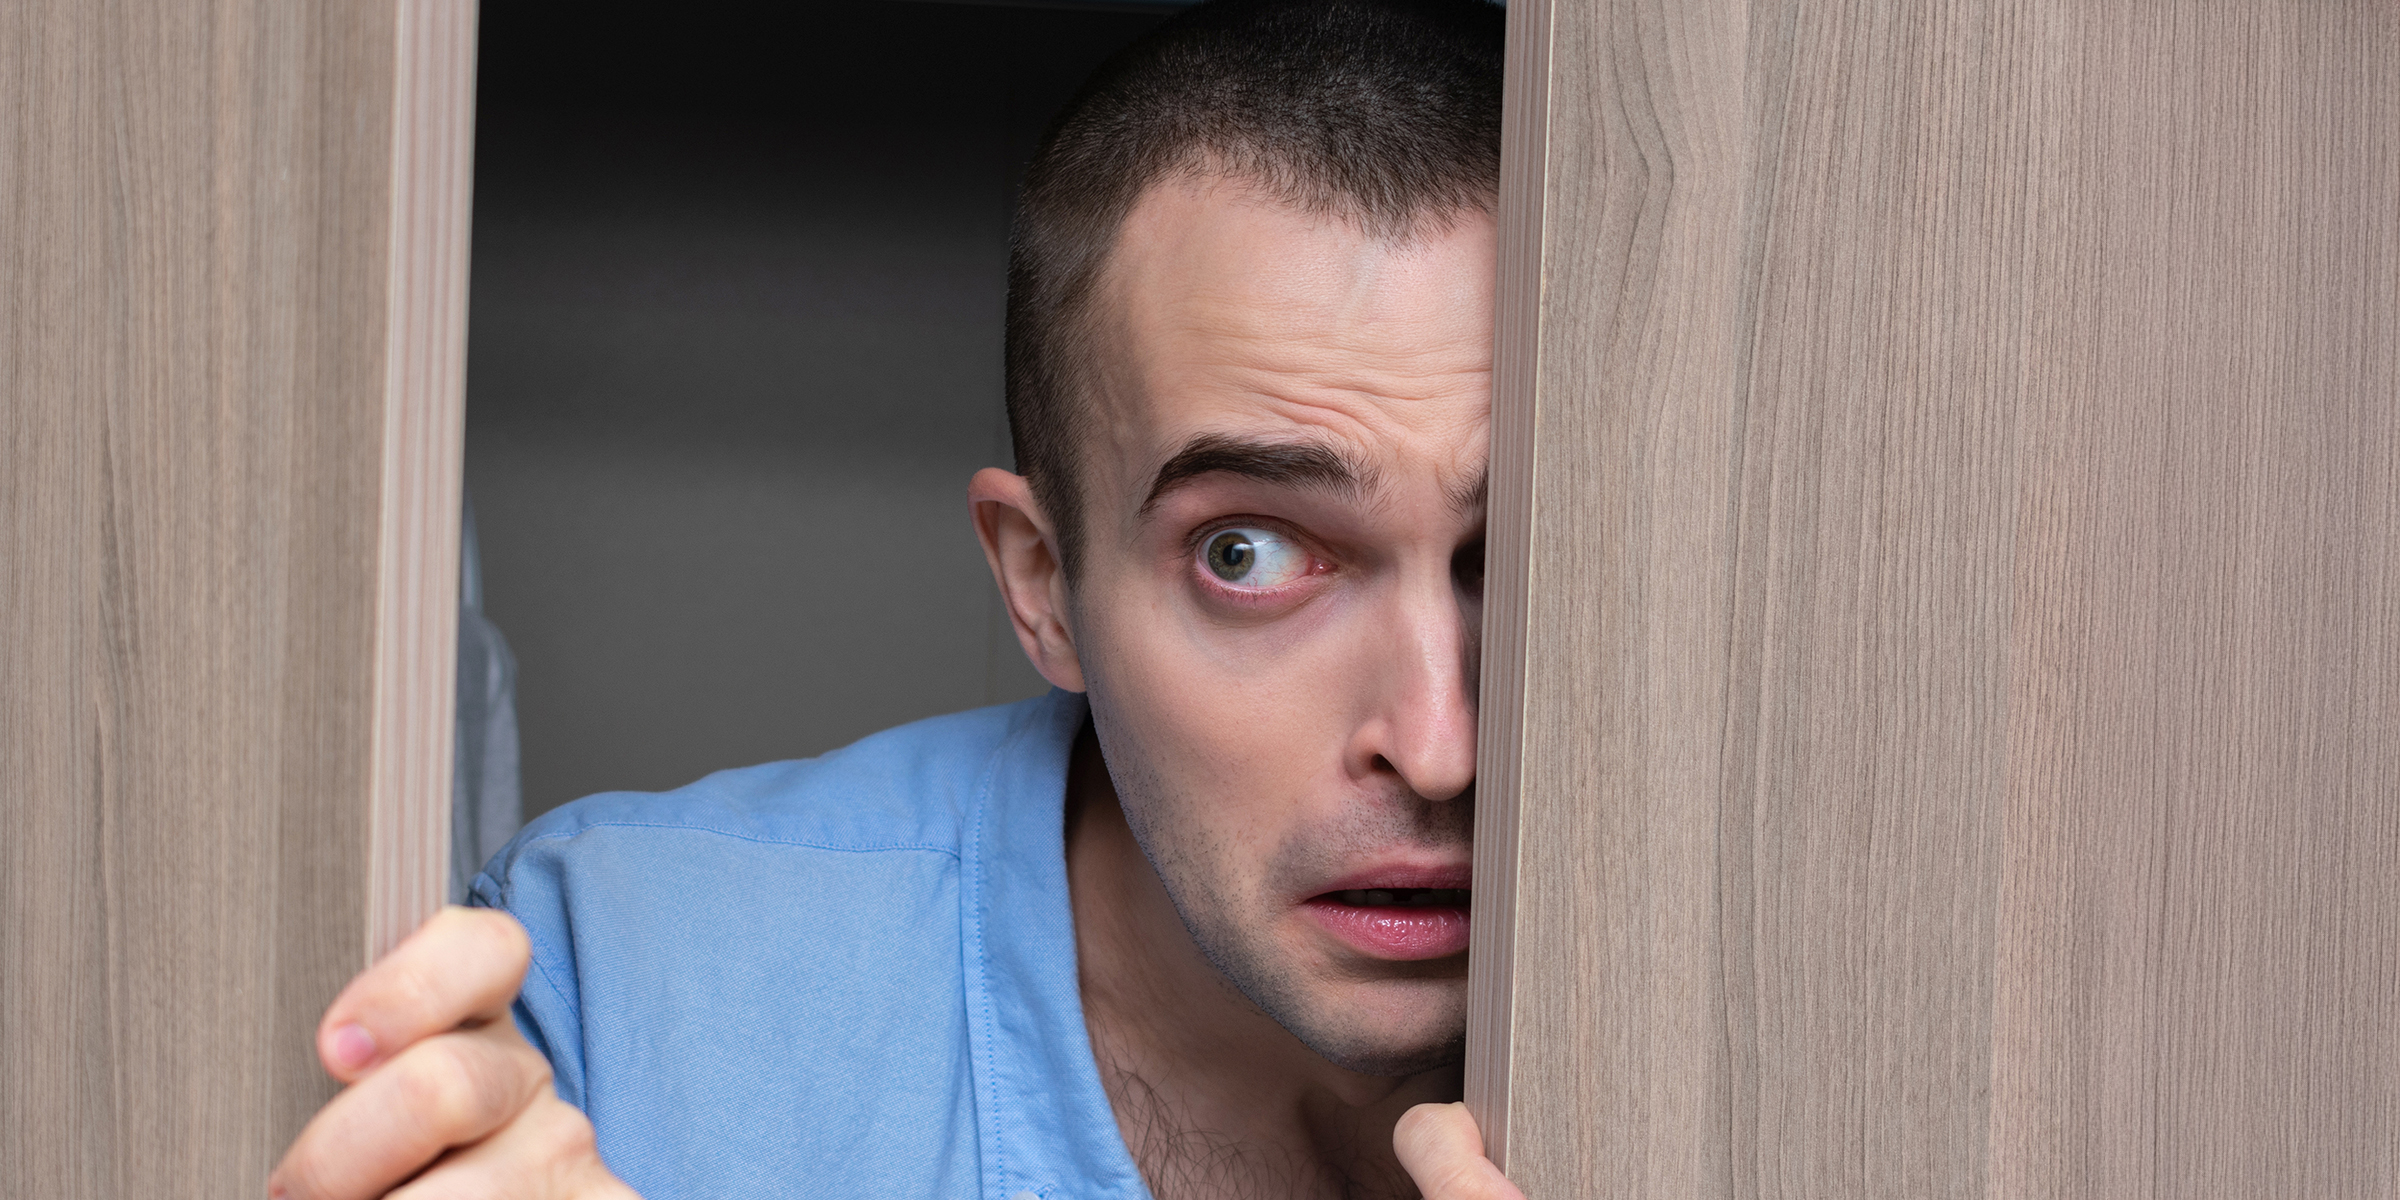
[1069,175,1492,1076]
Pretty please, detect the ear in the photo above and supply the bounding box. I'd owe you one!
[969,467,1086,693]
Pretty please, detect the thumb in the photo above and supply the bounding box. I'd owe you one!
[1394,1102,1524,1200]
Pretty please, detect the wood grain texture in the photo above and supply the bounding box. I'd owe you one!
[370,0,475,963]
[1993,5,2400,1194]
[1468,0,2400,1195]
[0,2,472,1196]
[1460,0,1551,1163]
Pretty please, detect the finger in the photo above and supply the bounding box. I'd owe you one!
[1394,1102,1525,1200]
[271,1022,552,1200]
[318,906,532,1081]
[386,1095,642,1200]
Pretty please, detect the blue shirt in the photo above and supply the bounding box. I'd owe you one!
[471,690,1151,1200]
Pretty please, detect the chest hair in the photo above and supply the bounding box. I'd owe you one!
[1102,1062,1420,1200]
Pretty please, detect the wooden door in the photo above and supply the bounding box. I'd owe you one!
[0,2,474,1195]
[1468,0,2400,1195]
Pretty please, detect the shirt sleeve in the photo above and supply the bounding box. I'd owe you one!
[469,843,590,1110]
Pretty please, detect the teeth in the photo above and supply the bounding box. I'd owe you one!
[1331,888,1470,907]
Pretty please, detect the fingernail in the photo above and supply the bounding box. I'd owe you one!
[327,1022,377,1071]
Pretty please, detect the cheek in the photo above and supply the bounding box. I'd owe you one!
[1081,593,1344,860]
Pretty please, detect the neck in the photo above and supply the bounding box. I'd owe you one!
[1062,723,1459,1200]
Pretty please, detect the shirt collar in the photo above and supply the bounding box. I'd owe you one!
[960,689,1151,1200]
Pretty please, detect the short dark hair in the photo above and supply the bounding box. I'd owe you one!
[1004,0,1506,577]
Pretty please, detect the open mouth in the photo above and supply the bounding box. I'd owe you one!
[1323,888,1470,908]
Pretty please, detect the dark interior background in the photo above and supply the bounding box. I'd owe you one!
[467,1,1174,819]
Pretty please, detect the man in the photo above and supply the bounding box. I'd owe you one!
[271,1,1521,1196]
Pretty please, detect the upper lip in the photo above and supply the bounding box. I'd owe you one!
[1307,861,1472,898]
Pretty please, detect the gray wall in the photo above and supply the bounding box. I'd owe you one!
[467,2,1166,817]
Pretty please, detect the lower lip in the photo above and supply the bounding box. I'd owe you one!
[1301,897,1472,961]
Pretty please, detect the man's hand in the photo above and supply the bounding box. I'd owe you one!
[1394,1103,1525,1200]
[269,907,638,1200]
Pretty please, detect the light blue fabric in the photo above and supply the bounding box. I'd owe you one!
[451,491,523,904]
[471,690,1151,1200]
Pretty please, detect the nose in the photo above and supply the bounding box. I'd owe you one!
[1345,559,1479,803]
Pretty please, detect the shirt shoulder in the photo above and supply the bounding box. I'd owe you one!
[465,693,1082,1199]
[493,695,1041,860]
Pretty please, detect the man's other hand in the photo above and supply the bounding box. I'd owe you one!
[269,907,638,1200]
[1394,1103,1525,1200]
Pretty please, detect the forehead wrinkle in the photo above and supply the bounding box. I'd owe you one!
[1092,178,1497,533]
[1232,390,1489,527]
[1166,288,1489,399]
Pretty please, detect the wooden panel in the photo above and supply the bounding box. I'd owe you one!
[1469,0,1751,1190]
[1994,5,2400,1193]
[372,0,477,966]
[0,2,472,1196]
[1468,0,2400,1196]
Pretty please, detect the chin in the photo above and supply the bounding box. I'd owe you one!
[1291,1013,1467,1078]
[1262,969,1472,1078]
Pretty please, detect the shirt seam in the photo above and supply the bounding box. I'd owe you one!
[507,822,964,860]
[491,895,585,1105]
[472,878,584,1021]
[520,923,580,1016]
[969,710,1035,1200]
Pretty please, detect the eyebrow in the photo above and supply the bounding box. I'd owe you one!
[1138,434,1377,516]
[1447,469,1487,516]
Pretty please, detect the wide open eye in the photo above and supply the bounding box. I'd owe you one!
[1199,527,1309,589]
